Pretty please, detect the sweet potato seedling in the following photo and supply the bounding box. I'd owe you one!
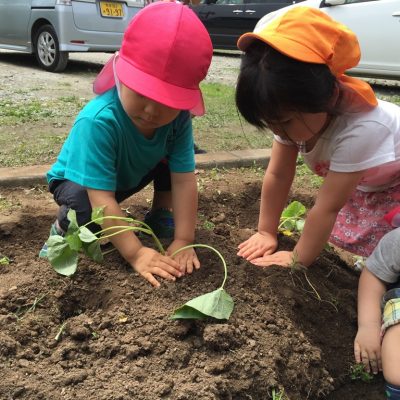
[278,200,306,236]
[170,244,234,320]
[45,207,234,320]
[350,363,374,383]
[46,207,164,276]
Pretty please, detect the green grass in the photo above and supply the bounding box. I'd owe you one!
[194,83,273,152]
[0,82,273,167]
[1,78,397,168]
[0,95,88,167]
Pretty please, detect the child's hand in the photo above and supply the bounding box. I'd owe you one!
[237,232,278,261]
[130,247,182,288]
[250,250,295,268]
[167,240,200,275]
[354,325,382,374]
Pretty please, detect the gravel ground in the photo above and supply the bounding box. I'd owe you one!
[1,48,399,103]
[0,49,241,105]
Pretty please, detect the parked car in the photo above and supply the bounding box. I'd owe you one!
[255,0,400,80]
[190,0,303,50]
[0,0,144,72]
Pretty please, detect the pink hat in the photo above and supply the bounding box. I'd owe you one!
[93,1,213,116]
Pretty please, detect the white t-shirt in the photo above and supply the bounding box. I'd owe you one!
[275,100,400,192]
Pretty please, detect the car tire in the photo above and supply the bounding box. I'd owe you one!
[34,25,69,72]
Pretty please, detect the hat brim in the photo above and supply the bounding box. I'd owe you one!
[93,54,205,116]
[237,32,325,65]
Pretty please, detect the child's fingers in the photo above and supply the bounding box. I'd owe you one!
[354,342,362,364]
[237,245,259,259]
[159,255,182,274]
[152,266,179,282]
[360,351,371,373]
[377,354,383,372]
[185,258,194,275]
[369,350,382,374]
[142,272,161,288]
[369,355,380,374]
[193,256,201,270]
[237,240,250,249]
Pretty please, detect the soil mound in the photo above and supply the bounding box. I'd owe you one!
[0,170,385,399]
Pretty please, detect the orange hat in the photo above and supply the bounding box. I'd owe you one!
[237,6,377,107]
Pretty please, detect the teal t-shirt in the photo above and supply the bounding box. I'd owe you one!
[47,88,195,191]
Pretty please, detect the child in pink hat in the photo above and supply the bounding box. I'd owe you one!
[40,1,213,287]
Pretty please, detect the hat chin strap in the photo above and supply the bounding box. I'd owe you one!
[113,52,121,100]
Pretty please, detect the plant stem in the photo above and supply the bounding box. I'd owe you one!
[55,321,67,341]
[171,244,228,289]
[278,217,296,230]
[84,220,166,255]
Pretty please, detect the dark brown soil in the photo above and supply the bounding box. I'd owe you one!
[0,168,386,400]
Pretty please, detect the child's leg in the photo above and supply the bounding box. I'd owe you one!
[115,161,174,238]
[382,294,400,399]
[382,324,400,387]
[51,179,101,233]
[152,161,172,210]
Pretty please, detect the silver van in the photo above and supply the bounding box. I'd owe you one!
[0,0,144,72]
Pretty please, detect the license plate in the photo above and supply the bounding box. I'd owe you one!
[100,1,124,18]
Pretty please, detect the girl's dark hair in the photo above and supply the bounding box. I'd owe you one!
[235,41,338,129]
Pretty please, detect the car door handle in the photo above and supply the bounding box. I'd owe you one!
[392,11,400,17]
[232,9,243,13]
[245,9,256,13]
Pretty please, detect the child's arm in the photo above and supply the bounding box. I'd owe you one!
[355,267,385,374]
[237,140,298,260]
[87,188,182,287]
[251,169,364,267]
[167,171,200,275]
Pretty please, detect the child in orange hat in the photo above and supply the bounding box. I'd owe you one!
[235,6,400,397]
[40,1,213,288]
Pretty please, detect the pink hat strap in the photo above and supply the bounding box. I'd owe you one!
[93,52,118,95]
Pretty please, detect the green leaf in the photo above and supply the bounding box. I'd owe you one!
[82,241,103,263]
[0,256,10,265]
[170,306,208,320]
[170,288,234,320]
[47,235,78,276]
[281,201,306,219]
[78,226,98,243]
[66,209,79,232]
[282,219,295,231]
[91,206,105,224]
[65,232,82,251]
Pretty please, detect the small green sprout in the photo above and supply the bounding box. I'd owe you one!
[203,220,215,230]
[278,201,306,236]
[55,321,68,341]
[12,294,47,320]
[271,388,286,400]
[0,256,10,265]
[350,363,374,383]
